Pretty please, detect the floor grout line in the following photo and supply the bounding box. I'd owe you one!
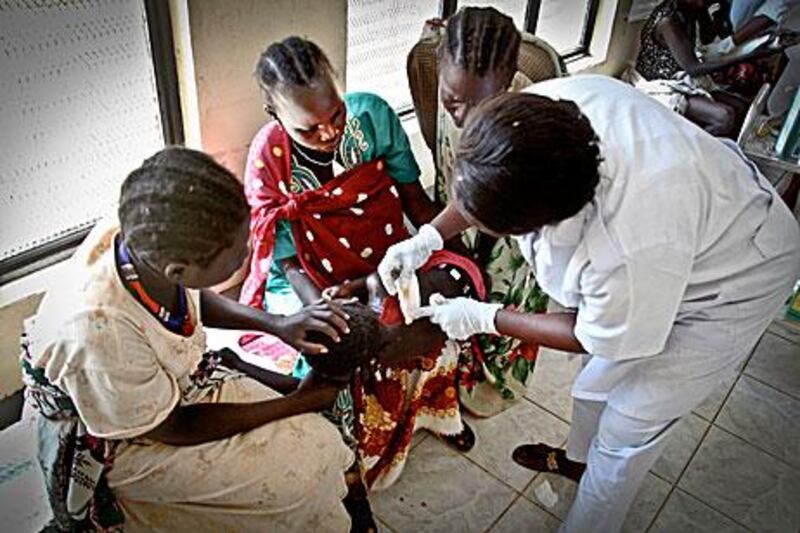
[665,487,758,532]
[373,514,398,533]
[518,490,567,524]
[765,323,800,345]
[521,395,572,426]
[739,371,800,402]
[709,423,800,472]
[482,492,524,532]
[429,430,533,496]
[643,419,715,532]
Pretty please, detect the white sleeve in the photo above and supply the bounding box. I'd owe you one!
[55,313,181,439]
[754,0,791,23]
[574,244,693,360]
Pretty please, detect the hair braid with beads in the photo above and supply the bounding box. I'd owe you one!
[256,36,334,107]
[439,6,521,78]
[118,147,249,267]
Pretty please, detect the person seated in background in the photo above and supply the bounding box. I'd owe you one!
[630,0,777,136]
[721,0,798,52]
[407,6,556,418]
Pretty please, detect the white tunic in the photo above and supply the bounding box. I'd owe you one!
[516,75,800,420]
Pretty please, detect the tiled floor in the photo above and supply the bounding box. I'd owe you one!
[1,314,798,532]
[370,312,800,532]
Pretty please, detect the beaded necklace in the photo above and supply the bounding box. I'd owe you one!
[116,236,195,336]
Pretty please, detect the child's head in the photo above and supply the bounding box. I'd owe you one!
[117,147,250,288]
[303,302,382,381]
[438,6,521,127]
[256,36,345,153]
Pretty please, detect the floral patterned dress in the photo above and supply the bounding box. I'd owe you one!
[435,80,549,417]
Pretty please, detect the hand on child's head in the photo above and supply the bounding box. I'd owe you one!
[304,302,381,380]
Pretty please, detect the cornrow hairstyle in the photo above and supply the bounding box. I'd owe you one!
[118,147,249,268]
[439,6,521,78]
[304,302,382,381]
[453,92,602,235]
[256,36,334,106]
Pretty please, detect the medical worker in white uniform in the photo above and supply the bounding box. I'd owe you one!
[379,75,800,533]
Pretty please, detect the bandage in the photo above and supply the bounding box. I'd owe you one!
[397,273,421,325]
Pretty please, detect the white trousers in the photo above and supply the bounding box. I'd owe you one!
[559,399,678,533]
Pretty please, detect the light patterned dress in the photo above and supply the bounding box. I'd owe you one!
[24,219,354,532]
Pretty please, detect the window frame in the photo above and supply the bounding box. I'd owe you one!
[525,0,602,60]
[0,0,183,286]
[397,0,600,117]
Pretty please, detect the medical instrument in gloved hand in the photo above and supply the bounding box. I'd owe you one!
[414,293,503,340]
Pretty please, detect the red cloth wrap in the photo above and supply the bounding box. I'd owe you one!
[240,121,409,308]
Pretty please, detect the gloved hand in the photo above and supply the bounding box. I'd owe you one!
[378,224,443,295]
[700,36,735,59]
[416,293,503,340]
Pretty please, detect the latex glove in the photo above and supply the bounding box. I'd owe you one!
[416,293,503,340]
[701,36,735,59]
[378,224,443,296]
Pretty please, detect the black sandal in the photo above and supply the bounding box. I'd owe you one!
[437,421,476,452]
[512,443,586,482]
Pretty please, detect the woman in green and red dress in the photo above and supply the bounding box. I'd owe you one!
[239,36,477,490]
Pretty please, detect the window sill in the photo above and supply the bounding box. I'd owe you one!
[566,53,608,74]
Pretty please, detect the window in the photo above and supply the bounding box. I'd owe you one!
[0,0,179,283]
[457,0,528,30]
[346,0,600,114]
[528,0,601,58]
[346,0,444,112]
[458,0,602,58]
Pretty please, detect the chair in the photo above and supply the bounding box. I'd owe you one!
[407,30,566,154]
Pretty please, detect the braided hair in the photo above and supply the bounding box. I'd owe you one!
[439,6,521,79]
[454,92,602,235]
[256,36,334,107]
[303,302,382,381]
[118,147,249,267]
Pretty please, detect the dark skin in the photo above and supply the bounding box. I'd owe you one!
[121,219,350,446]
[655,0,780,136]
[424,194,588,479]
[323,269,465,366]
[439,57,514,129]
[438,57,516,266]
[270,72,456,302]
[428,202,586,354]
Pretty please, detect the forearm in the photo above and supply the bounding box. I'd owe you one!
[144,393,325,446]
[222,355,300,395]
[733,15,775,44]
[430,203,471,242]
[200,289,281,332]
[405,194,440,229]
[282,257,321,304]
[495,310,586,353]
